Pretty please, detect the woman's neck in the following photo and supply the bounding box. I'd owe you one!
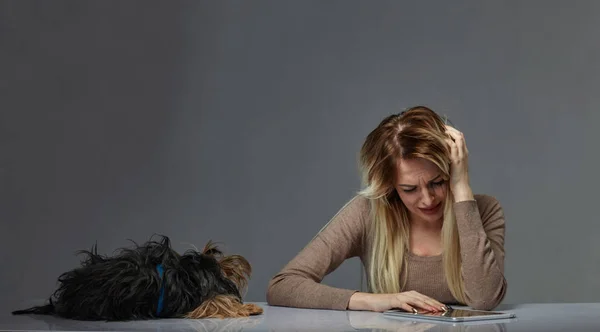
[409,217,443,232]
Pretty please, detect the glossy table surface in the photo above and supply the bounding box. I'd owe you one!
[1,302,599,331]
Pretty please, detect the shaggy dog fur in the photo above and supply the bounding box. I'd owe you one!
[12,235,262,321]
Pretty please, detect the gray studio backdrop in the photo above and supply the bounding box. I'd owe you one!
[2,0,599,310]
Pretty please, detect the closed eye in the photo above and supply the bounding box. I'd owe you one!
[400,180,445,193]
[431,180,445,187]
[398,175,444,193]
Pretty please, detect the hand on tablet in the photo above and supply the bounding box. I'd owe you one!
[348,291,448,313]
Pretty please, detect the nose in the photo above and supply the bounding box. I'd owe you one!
[420,186,435,206]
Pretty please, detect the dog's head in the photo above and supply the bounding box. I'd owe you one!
[167,240,253,315]
[199,240,252,295]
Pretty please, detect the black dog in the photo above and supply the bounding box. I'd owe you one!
[12,235,262,321]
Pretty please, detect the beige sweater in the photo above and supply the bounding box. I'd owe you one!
[266,194,507,311]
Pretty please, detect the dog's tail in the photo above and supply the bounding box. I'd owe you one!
[184,295,263,319]
[12,303,55,316]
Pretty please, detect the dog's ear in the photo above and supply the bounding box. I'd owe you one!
[201,240,224,257]
[199,241,252,296]
[218,255,252,294]
[184,295,263,319]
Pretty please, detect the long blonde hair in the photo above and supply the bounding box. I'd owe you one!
[358,106,467,304]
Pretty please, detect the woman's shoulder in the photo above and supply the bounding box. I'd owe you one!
[313,194,371,248]
[346,194,371,211]
[330,194,371,224]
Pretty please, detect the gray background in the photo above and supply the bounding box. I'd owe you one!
[2,0,599,311]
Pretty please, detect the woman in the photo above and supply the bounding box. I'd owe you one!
[266,106,507,313]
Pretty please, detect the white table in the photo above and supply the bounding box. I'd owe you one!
[2,302,599,331]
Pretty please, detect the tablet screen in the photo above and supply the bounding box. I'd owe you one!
[420,308,505,318]
[384,307,516,322]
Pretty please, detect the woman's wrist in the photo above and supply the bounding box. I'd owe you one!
[349,292,391,311]
[451,183,474,202]
[348,292,377,311]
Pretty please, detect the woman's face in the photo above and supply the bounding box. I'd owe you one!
[394,158,448,225]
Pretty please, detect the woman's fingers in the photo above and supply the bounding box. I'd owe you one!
[445,138,458,163]
[407,299,437,312]
[445,126,468,160]
[398,302,418,314]
[397,291,445,312]
[412,293,446,312]
[445,124,462,136]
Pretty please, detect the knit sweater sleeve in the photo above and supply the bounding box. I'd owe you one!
[454,194,507,310]
[266,196,369,310]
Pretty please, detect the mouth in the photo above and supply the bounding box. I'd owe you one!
[419,202,441,215]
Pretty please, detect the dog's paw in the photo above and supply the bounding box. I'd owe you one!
[243,303,263,316]
[185,295,263,319]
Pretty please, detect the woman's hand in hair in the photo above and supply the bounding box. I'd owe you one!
[445,125,474,202]
[348,291,447,313]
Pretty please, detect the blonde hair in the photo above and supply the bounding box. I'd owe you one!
[358,106,467,304]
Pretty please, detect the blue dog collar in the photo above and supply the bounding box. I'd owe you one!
[156,264,165,316]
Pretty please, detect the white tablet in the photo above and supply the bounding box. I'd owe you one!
[383,307,516,323]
